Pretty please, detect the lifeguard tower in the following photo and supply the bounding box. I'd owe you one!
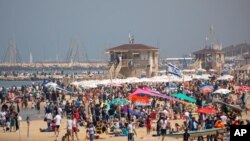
[106,37,159,78]
[192,25,225,73]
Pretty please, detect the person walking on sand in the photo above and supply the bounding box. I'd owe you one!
[66,115,73,141]
[146,115,151,135]
[72,117,79,140]
[127,121,137,141]
[160,117,168,141]
[54,112,61,141]
[86,122,96,141]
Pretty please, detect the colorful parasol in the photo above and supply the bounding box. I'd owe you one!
[109,98,129,106]
[200,85,214,93]
[237,86,250,92]
[171,93,196,103]
[197,106,217,114]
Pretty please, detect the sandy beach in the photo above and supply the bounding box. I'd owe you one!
[1,110,249,141]
[0,117,184,141]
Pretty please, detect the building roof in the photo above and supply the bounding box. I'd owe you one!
[193,48,223,55]
[107,44,158,52]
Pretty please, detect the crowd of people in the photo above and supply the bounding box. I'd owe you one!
[0,76,249,141]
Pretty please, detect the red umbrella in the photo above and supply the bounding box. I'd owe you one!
[237,86,250,92]
[197,107,217,114]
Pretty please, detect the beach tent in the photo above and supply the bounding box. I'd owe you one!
[129,88,190,105]
[127,95,151,106]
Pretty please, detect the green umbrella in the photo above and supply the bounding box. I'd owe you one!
[172,93,196,103]
[171,93,206,106]
[109,98,129,106]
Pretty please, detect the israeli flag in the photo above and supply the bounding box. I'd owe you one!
[167,63,182,77]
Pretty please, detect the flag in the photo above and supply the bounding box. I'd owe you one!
[167,63,182,77]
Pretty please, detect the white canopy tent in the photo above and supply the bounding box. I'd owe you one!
[217,75,234,81]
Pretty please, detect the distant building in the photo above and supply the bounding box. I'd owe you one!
[192,25,225,73]
[236,64,250,80]
[106,43,159,78]
[193,48,224,73]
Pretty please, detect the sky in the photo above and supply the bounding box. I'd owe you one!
[0,0,250,62]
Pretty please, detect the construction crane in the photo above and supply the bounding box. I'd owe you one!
[3,39,22,64]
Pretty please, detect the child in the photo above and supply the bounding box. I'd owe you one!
[6,120,10,132]
[31,102,35,110]
[10,117,15,132]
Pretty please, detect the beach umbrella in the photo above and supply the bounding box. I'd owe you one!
[128,109,146,118]
[107,83,123,87]
[201,88,213,94]
[109,98,129,106]
[197,107,217,114]
[45,82,58,89]
[171,93,196,103]
[213,89,231,94]
[200,85,214,93]
[166,83,178,90]
[201,85,214,90]
[237,86,250,92]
